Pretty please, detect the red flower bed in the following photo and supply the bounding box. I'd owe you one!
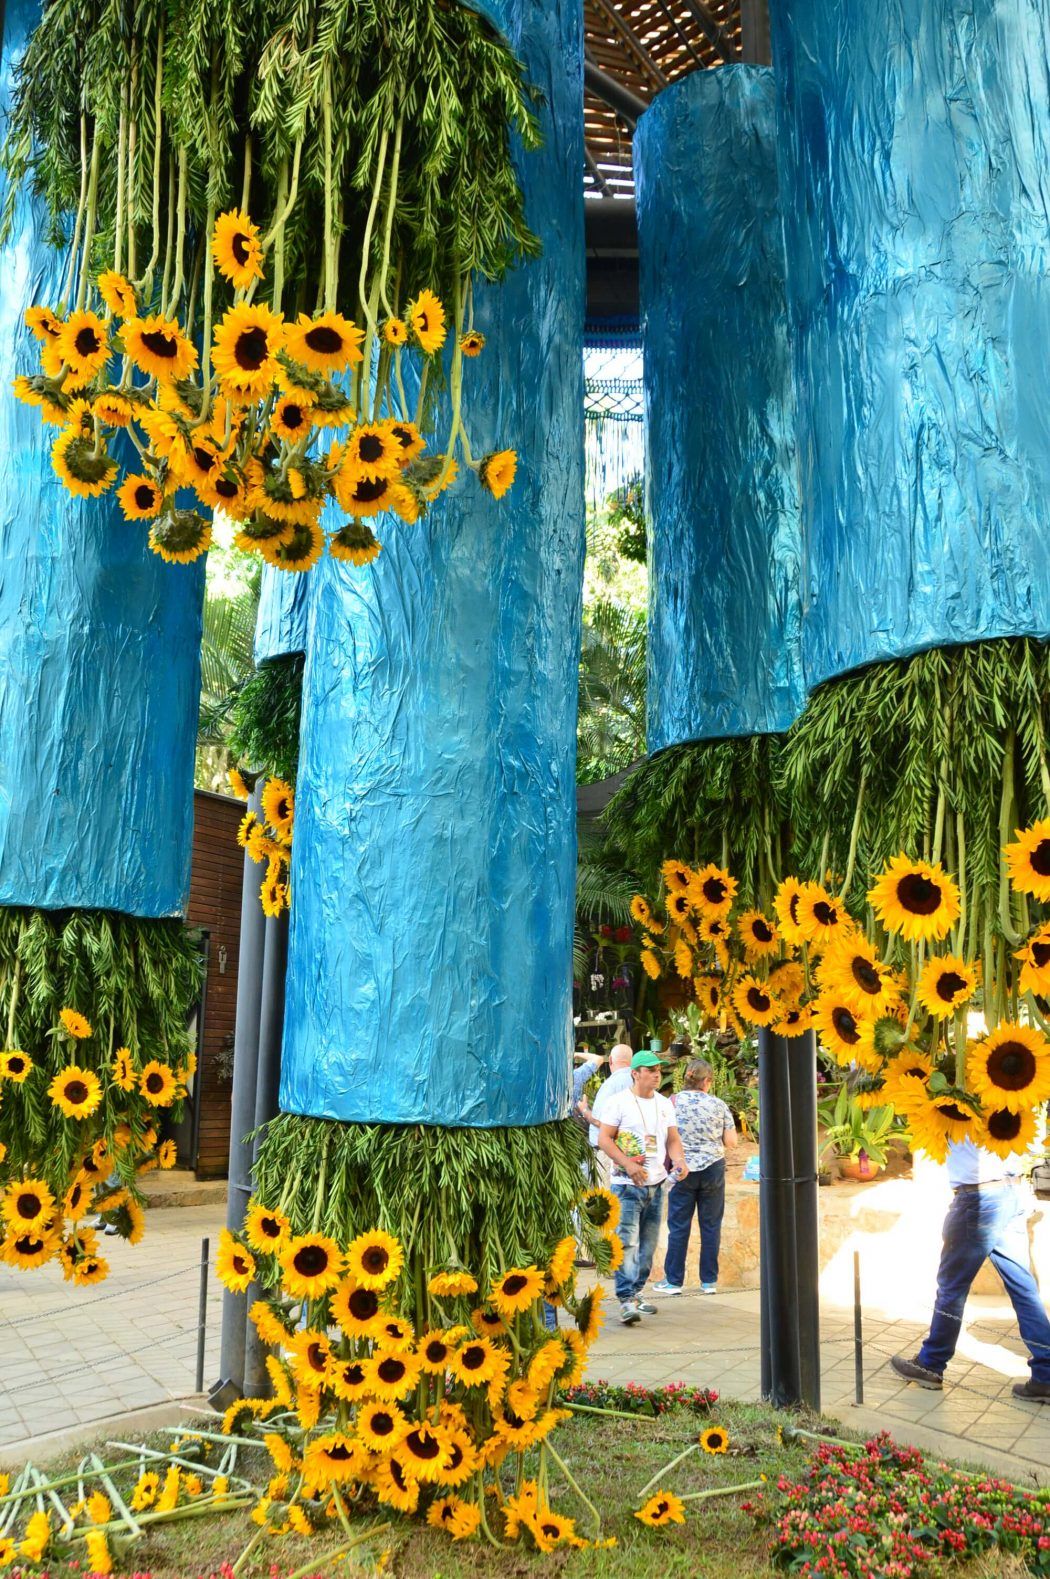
[561,1379,719,1416]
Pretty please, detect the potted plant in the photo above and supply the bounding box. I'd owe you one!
[818,1085,897,1181]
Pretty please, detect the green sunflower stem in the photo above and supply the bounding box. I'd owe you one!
[163,147,188,317]
[136,26,164,297]
[6,954,20,1048]
[377,116,403,320]
[114,100,127,276]
[322,66,335,314]
[679,1478,767,1503]
[637,1441,698,1500]
[59,114,89,313]
[543,1438,602,1538]
[998,733,1023,947]
[357,123,390,341]
[282,1523,392,1579]
[837,766,867,903]
[76,131,102,311]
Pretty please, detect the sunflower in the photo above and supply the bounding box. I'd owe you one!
[450,1337,507,1388]
[287,1329,332,1389]
[57,310,110,381]
[368,1350,422,1402]
[736,909,779,960]
[407,289,446,353]
[868,855,960,943]
[428,1495,480,1540]
[976,1105,1039,1162]
[575,1285,606,1344]
[140,1060,177,1106]
[400,1423,452,1483]
[1015,924,1050,996]
[2,1178,54,1229]
[968,1022,1050,1112]
[915,955,977,1019]
[415,1329,457,1374]
[63,1176,90,1220]
[479,448,517,500]
[261,777,295,840]
[374,1314,416,1352]
[812,995,877,1066]
[906,1094,979,1163]
[697,913,731,964]
[773,876,806,944]
[326,521,380,566]
[546,1236,576,1288]
[121,315,198,382]
[93,391,137,426]
[629,894,662,932]
[490,1264,544,1318]
[732,975,780,1028]
[774,1005,815,1039]
[355,1403,408,1455]
[581,1186,620,1235]
[342,422,402,484]
[472,1306,508,1340]
[211,210,264,290]
[284,311,364,373]
[700,1425,729,1453]
[373,1454,420,1514]
[428,1268,478,1298]
[794,882,847,947]
[59,1007,92,1039]
[216,1230,257,1294]
[158,1139,177,1169]
[268,393,315,445]
[212,303,284,396]
[25,304,62,342]
[638,948,661,981]
[689,863,737,919]
[116,469,160,522]
[0,1049,32,1082]
[303,1432,367,1488]
[250,1299,296,1347]
[279,1233,343,1299]
[97,270,137,318]
[691,975,721,1019]
[635,1490,686,1527]
[330,1278,382,1338]
[1004,817,1050,901]
[823,935,900,1017]
[382,316,408,347]
[3,1227,59,1269]
[244,1201,290,1255]
[149,512,212,565]
[384,417,426,468]
[48,1065,102,1119]
[880,1052,933,1107]
[334,470,397,519]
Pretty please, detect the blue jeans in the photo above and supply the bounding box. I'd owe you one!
[918,1184,1050,1382]
[663,1159,725,1288]
[612,1181,665,1303]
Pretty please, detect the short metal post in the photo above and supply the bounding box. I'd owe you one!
[853,1249,864,1405]
[196,1236,210,1394]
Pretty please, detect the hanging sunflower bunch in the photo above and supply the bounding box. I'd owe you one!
[213,1196,623,1551]
[630,834,1050,1167]
[5,0,537,570]
[230,772,294,917]
[0,909,201,1281]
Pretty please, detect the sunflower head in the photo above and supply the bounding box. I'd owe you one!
[121,315,198,383]
[700,1425,729,1454]
[345,1227,404,1290]
[969,1022,1050,1113]
[212,303,285,396]
[140,1059,178,1106]
[211,210,265,290]
[0,1049,32,1083]
[407,289,447,354]
[635,1490,686,1527]
[383,317,408,346]
[459,330,486,357]
[97,271,138,318]
[868,855,961,943]
[280,1233,343,1298]
[477,447,517,501]
[48,1064,103,1119]
[149,511,212,566]
[1005,818,1050,902]
[117,473,165,521]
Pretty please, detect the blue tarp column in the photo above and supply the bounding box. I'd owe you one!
[276,0,585,1128]
[254,568,309,664]
[0,0,204,916]
[773,0,1050,690]
[635,66,804,751]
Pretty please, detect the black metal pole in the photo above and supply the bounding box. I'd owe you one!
[758,1028,802,1407]
[242,909,290,1397]
[196,1235,210,1394]
[853,1250,864,1405]
[789,1029,821,1411]
[214,788,266,1403]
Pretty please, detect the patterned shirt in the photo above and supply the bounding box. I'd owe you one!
[672,1090,735,1172]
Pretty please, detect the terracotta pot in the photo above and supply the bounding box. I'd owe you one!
[838,1152,882,1182]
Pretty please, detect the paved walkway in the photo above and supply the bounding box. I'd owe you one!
[1,1198,1048,1484]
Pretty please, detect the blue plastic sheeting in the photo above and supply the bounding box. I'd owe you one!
[278,0,584,1128]
[0,0,204,916]
[773,0,1050,691]
[637,67,804,750]
[254,566,310,662]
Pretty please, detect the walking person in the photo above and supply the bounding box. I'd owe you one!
[578,1042,634,1182]
[598,1051,688,1325]
[891,1138,1050,1402]
[652,1057,737,1296]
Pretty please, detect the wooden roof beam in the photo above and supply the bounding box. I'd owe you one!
[681,0,738,61]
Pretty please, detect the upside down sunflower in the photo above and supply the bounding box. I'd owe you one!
[216,1230,257,1294]
[212,303,285,397]
[490,1264,544,1318]
[479,448,517,500]
[915,954,977,1019]
[1014,924,1050,996]
[344,1228,403,1290]
[407,289,447,354]
[1005,818,1050,902]
[905,1094,979,1163]
[868,854,960,943]
[48,1065,103,1119]
[121,315,198,382]
[968,1022,1050,1113]
[211,210,264,291]
[279,1232,343,1299]
[977,1104,1039,1161]
[635,1490,686,1527]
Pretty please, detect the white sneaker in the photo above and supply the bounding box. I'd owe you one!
[701,1283,718,1295]
[635,1299,658,1315]
[650,1280,683,1296]
[619,1301,641,1325]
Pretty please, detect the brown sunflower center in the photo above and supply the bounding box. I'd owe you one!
[141,328,178,359]
[708,920,725,937]
[391,425,414,451]
[937,1102,971,1123]
[193,446,217,474]
[417,312,430,332]
[405,1430,440,1460]
[348,1287,379,1320]
[813,900,837,926]
[68,1183,83,1208]
[293,1244,330,1276]
[461,1345,486,1371]
[306,1342,327,1372]
[145,1072,165,1093]
[16,1235,45,1255]
[789,894,800,923]
[361,1245,389,1274]
[986,1041,1037,1091]
[936,971,967,1001]
[377,1357,407,1383]
[74,326,102,357]
[987,1109,1023,1142]
[259,1215,282,1240]
[390,1461,410,1491]
[831,1007,859,1043]
[16,1192,42,1219]
[439,1503,455,1523]
[353,476,389,504]
[654,1502,669,1519]
[747,987,771,1013]
[1031,839,1050,877]
[369,1410,396,1436]
[63,1079,89,1105]
[851,958,881,994]
[231,232,251,266]
[541,1522,560,1538]
[214,476,240,500]
[233,1254,250,1276]
[702,877,726,905]
[501,1274,528,1297]
[446,1441,464,1469]
[896,873,942,915]
[305,325,343,354]
[1033,941,1050,968]
[282,404,304,429]
[235,327,271,370]
[8,1055,26,1073]
[751,918,774,943]
[425,1341,447,1364]
[134,484,156,509]
[325,1443,353,1463]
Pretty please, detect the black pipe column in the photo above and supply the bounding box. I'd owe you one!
[758,1027,820,1409]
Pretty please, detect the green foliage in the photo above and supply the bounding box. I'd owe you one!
[816,1084,898,1165]
[0,908,202,1197]
[228,654,304,784]
[253,1113,607,1316]
[606,474,646,564]
[577,600,647,786]
[197,579,261,748]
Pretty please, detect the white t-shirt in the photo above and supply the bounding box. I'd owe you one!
[601,1088,677,1185]
[589,1067,633,1147]
[946,1139,1023,1187]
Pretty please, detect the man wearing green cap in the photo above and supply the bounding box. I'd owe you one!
[598,1051,688,1324]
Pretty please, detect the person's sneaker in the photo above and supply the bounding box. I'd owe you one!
[891,1354,943,1390]
[635,1299,658,1315]
[701,1283,718,1295]
[619,1301,641,1326]
[650,1280,682,1296]
[1012,1379,1050,1403]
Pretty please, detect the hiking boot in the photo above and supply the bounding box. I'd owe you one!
[891,1354,943,1390]
[1012,1379,1050,1403]
[619,1301,641,1326]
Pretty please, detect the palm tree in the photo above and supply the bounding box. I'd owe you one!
[577,599,646,785]
[195,574,260,788]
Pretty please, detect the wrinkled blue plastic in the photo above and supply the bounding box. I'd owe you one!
[773,0,1050,690]
[0,0,204,916]
[254,566,309,661]
[636,67,804,749]
[278,0,584,1127]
